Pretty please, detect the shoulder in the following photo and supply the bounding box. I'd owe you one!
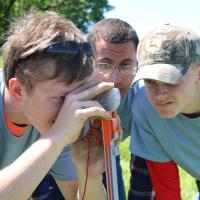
[119,80,145,108]
[118,80,151,119]
[131,81,152,112]
[131,82,160,126]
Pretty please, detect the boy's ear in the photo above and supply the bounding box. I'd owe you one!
[8,78,24,100]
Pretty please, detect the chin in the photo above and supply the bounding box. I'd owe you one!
[159,111,178,119]
[155,107,177,118]
[119,89,127,96]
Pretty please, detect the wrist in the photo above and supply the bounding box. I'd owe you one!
[77,171,102,182]
[78,174,106,200]
[41,127,71,150]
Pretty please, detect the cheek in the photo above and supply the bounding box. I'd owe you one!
[122,75,133,86]
[34,101,62,121]
[173,84,191,100]
[92,70,99,79]
[176,89,194,106]
[145,88,154,102]
[118,77,132,94]
[32,105,62,132]
[95,73,111,82]
[44,102,62,117]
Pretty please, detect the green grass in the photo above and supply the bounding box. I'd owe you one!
[0,54,2,67]
[120,137,198,200]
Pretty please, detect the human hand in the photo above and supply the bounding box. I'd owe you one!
[71,119,104,177]
[112,112,123,146]
[48,81,114,148]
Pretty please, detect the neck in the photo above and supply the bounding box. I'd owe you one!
[182,90,200,116]
[182,112,200,118]
[4,87,29,125]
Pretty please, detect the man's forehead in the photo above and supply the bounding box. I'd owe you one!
[94,41,136,60]
[94,39,136,50]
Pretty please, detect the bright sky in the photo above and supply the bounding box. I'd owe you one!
[105,0,200,39]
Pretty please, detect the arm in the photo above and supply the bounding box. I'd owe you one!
[0,82,113,200]
[72,119,106,200]
[77,173,106,200]
[56,179,78,200]
[146,160,181,200]
[0,134,64,200]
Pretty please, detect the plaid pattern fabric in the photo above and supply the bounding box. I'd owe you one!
[128,154,155,200]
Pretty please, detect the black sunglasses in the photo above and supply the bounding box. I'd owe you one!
[10,41,93,80]
[44,40,94,57]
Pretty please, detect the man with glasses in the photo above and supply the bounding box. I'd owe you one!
[0,10,111,200]
[95,62,138,80]
[88,18,156,200]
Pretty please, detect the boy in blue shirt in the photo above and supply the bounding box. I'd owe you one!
[120,24,200,199]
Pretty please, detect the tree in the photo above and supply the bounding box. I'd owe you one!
[0,0,113,46]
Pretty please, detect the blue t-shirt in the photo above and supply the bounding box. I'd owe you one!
[119,82,200,179]
[0,74,76,180]
[118,81,144,140]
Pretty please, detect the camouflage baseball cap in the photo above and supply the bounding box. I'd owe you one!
[133,24,200,84]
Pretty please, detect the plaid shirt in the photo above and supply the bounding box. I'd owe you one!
[128,154,155,200]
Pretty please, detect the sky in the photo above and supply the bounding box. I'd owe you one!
[105,0,200,39]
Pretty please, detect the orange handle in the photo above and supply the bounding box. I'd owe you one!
[102,112,116,200]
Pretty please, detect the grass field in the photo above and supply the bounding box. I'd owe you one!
[120,137,198,200]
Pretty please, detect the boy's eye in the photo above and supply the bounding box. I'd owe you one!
[144,79,179,88]
[144,79,155,85]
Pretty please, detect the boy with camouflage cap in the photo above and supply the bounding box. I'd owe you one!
[119,24,200,199]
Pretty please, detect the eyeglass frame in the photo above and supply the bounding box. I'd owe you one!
[95,62,138,75]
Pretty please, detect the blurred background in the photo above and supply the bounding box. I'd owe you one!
[1,0,199,47]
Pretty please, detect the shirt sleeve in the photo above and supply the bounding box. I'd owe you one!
[146,160,181,200]
[118,82,141,140]
[118,92,132,139]
[50,145,77,181]
[130,87,170,162]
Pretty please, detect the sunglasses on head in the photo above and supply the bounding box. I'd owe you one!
[44,40,94,57]
[10,41,93,80]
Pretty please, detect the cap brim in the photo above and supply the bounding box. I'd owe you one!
[133,63,184,84]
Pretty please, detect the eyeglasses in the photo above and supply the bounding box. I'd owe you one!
[44,40,94,57]
[95,63,138,75]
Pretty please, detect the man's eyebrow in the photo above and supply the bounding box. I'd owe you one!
[120,59,138,65]
[121,58,134,62]
[97,57,113,62]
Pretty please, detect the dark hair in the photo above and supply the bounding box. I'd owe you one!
[87,18,139,48]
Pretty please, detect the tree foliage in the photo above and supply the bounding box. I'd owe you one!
[0,0,113,46]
